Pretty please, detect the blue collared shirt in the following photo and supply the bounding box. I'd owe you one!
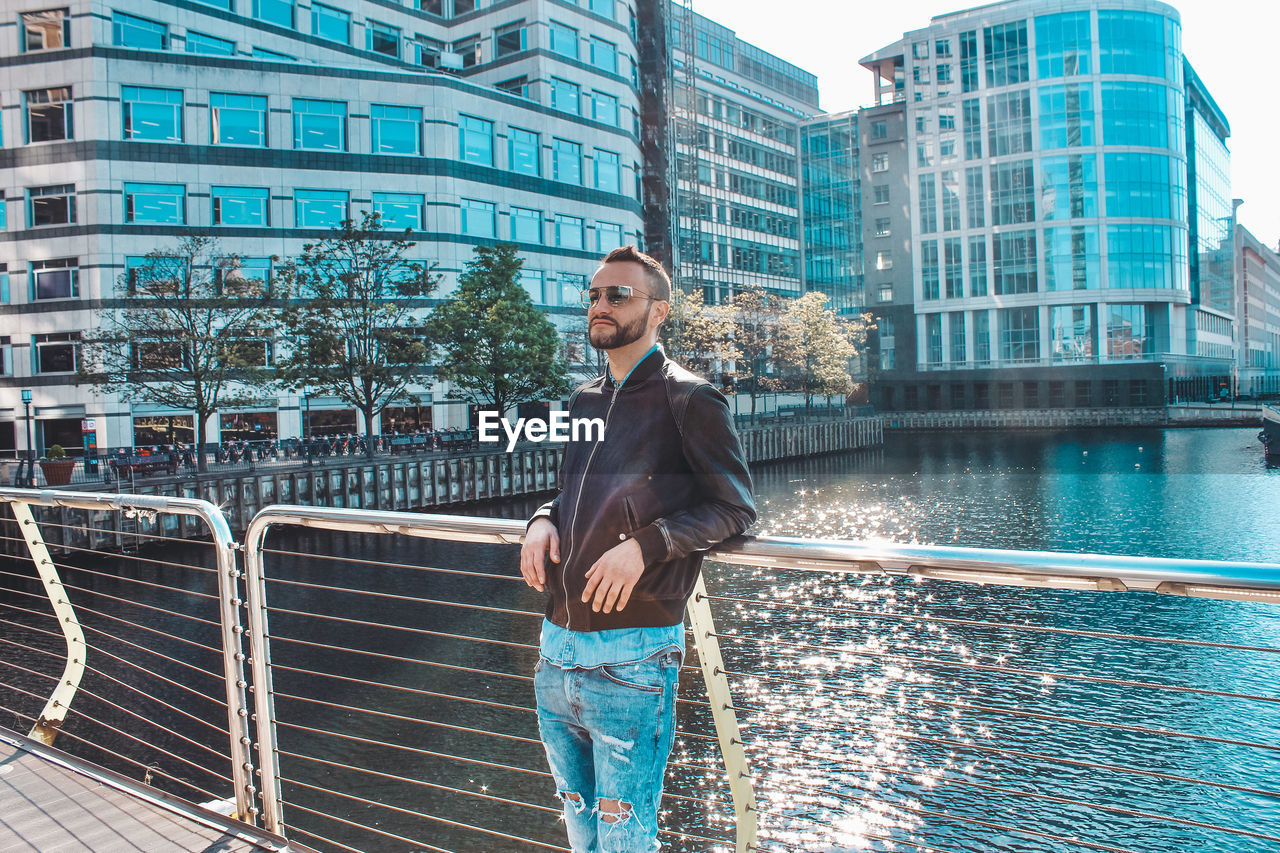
[540,342,681,668]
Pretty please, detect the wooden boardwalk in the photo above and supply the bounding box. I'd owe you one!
[0,727,311,853]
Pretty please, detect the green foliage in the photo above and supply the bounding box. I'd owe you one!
[726,286,785,420]
[278,212,438,451]
[775,291,873,407]
[46,444,67,459]
[79,235,275,468]
[660,287,739,381]
[428,244,571,416]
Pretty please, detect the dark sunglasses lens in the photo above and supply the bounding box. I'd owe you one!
[606,287,632,306]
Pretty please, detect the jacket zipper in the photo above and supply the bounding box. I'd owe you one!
[560,381,622,630]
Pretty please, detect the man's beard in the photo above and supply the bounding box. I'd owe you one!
[589,307,650,350]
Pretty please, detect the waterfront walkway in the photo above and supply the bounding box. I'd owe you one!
[0,727,310,853]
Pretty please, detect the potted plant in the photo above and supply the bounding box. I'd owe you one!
[39,444,77,487]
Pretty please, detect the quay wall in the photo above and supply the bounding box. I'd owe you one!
[1,417,884,555]
[884,406,1265,431]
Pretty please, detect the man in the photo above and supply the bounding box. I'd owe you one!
[519,245,756,852]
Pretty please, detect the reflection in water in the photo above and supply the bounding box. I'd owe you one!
[1,428,1278,852]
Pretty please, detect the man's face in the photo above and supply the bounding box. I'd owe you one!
[587,261,659,351]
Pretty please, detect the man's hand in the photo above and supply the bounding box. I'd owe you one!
[520,518,559,592]
[582,538,644,614]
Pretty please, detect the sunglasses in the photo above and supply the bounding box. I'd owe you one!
[580,285,656,309]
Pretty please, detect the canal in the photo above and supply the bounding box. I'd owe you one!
[2,427,1278,852]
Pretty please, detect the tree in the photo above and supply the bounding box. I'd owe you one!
[79,236,275,471]
[726,286,784,423]
[428,244,572,418]
[775,291,871,408]
[279,213,437,456]
[660,286,739,381]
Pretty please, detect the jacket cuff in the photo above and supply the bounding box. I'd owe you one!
[528,501,556,531]
[631,524,668,566]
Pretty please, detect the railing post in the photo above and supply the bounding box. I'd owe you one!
[688,574,757,852]
[11,500,87,747]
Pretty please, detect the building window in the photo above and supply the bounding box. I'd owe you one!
[874,218,891,238]
[1103,153,1179,219]
[555,214,585,250]
[941,171,961,231]
[968,236,988,297]
[211,93,267,147]
[32,258,78,300]
[925,314,943,365]
[1098,10,1173,79]
[1039,83,1095,149]
[113,11,167,48]
[984,20,1028,87]
[944,238,963,298]
[949,311,966,364]
[590,0,615,21]
[216,257,272,292]
[1100,82,1171,148]
[1040,154,1099,220]
[186,31,235,55]
[989,160,1035,226]
[594,149,621,193]
[873,184,890,205]
[372,192,424,230]
[999,307,1039,363]
[878,283,893,302]
[1106,225,1185,290]
[122,86,182,142]
[25,87,73,142]
[1044,226,1100,291]
[937,64,953,84]
[367,20,400,57]
[871,120,887,139]
[993,230,1038,295]
[252,0,294,29]
[551,78,580,115]
[920,241,939,300]
[294,99,346,151]
[252,47,294,61]
[871,153,889,173]
[519,268,545,304]
[371,104,421,155]
[34,332,80,373]
[962,98,982,160]
[918,174,937,234]
[311,3,349,43]
[460,198,495,238]
[875,251,894,272]
[590,36,617,73]
[1035,11,1092,79]
[511,206,541,243]
[212,186,269,226]
[509,127,540,176]
[591,91,619,126]
[1050,305,1095,361]
[125,182,184,223]
[1105,305,1153,360]
[974,313,991,365]
[549,20,577,59]
[295,189,348,228]
[21,8,69,51]
[987,89,1032,156]
[596,221,623,252]
[450,34,481,66]
[552,138,582,184]
[28,184,75,226]
[959,30,979,92]
[459,114,494,166]
[495,21,525,57]
[965,166,985,228]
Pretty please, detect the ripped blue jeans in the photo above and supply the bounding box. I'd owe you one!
[534,649,681,853]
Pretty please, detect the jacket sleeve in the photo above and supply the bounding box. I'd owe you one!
[528,495,560,530]
[631,383,756,564]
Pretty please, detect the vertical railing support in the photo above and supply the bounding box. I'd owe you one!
[688,574,758,852]
[11,501,87,747]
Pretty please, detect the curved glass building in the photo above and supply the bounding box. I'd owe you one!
[861,0,1234,410]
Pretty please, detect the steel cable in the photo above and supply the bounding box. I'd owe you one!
[264,575,538,618]
[21,519,217,549]
[262,546,525,584]
[272,691,542,746]
[264,605,538,652]
[28,539,219,574]
[269,634,534,683]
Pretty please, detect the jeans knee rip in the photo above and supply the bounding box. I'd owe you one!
[557,790,587,815]
[597,798,635,827]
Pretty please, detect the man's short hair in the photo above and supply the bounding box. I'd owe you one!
[600,245,671,302]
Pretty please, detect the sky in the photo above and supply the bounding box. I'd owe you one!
[687,0,1280,249]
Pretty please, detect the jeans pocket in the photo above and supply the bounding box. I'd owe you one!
[598,658,664,693]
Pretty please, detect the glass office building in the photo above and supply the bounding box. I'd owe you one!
[860,0,1234,410]
[800,112,863,315]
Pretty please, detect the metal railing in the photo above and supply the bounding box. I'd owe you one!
[0,488,255,820]
[1,488,1279,852]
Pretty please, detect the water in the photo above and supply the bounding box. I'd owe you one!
[2,427,1278,852]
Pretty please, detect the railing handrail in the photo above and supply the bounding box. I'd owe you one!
[244,503,1280,597]
[0,487,257,821]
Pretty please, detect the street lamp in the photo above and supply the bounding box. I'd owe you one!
[21,389,34,488]
[301,387,313,465]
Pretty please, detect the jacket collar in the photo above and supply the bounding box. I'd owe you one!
[603,345,664,390]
